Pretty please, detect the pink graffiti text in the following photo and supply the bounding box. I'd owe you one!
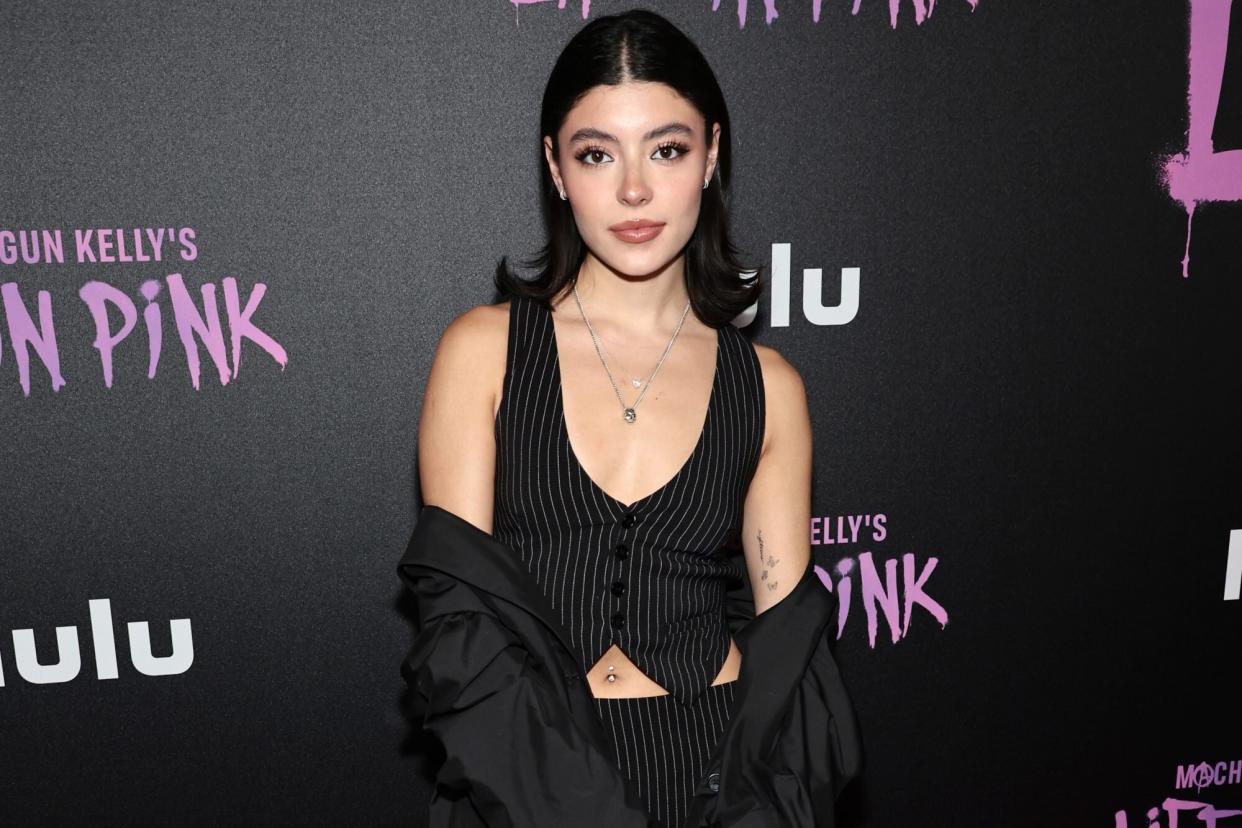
[813,551,948,646]
[507,0,979,28]
[1115,797,1242,827]
[1162,0,1242,277]
[1,274,288,395]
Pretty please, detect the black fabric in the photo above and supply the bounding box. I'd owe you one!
[492,295,765,704]
[594,679,739,826]
[398,503,862,827]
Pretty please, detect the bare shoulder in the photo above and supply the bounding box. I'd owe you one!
[752,342,807,406]
[437,300,509,362]
[431,300,510,408]
[751,342,810,455]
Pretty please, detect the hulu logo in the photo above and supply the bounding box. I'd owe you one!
[0,598,193,686]
[735,243,861,329]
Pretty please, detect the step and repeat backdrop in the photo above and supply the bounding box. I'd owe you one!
[2,1,1239,825]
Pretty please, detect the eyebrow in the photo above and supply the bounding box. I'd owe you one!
[567,122,696,144]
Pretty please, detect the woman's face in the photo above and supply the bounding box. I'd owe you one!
[544,81,720,281]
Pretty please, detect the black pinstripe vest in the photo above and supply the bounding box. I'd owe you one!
[492,294,765,704]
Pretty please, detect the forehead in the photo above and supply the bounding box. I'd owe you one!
[561,81,705,139]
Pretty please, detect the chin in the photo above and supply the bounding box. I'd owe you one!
[605,253,679,279]
[593,238,688,280]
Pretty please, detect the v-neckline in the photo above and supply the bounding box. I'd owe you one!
[546,300,721,511]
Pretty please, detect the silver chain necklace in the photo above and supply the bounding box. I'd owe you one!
[596,336,645,390]
[572,282,692,424]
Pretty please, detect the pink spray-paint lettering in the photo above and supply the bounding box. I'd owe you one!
[507,0,978,28]
[1,282,66,396]
[1163,0,1242,278]
[3,274,287,395]
[1114,797,1242,827]
[814,552,948,646]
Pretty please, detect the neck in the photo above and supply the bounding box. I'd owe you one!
[563,252,692,331]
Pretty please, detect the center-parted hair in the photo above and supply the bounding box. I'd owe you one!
[494,8,763,328]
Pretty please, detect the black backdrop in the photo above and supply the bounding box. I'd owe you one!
[2,1,1239,825]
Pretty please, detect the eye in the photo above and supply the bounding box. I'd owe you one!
[574,145,612,166]
[652,141,691,162]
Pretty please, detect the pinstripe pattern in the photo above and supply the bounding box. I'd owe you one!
[492,294,765,705]
[593,677,738,826]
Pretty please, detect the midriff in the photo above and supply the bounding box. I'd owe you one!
[586,637,742,698]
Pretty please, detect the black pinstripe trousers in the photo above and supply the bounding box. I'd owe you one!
[592,679,738,827]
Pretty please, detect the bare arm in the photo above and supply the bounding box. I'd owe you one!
[417,303,507,535]
[740,345,814,615]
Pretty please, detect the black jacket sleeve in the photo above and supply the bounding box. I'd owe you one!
[400,565,656,827]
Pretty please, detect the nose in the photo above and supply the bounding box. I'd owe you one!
[618,164,651,207]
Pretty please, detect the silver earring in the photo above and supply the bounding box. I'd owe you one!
[559,187,567,200]
[702,178,709,190]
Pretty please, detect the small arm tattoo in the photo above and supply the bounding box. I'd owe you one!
[757,528,780,590]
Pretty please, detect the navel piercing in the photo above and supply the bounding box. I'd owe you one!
[606,664,617,683]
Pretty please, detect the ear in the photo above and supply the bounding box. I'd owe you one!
[705,122,722,184]
[543,135,565,195]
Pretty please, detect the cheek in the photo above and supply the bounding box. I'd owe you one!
[565,171,611,206]
[664,166,706,204]
[568,187,615,232]
[669,185,704,225]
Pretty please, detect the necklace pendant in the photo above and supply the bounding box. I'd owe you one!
[631,379,642,388]
[623,408,637,424]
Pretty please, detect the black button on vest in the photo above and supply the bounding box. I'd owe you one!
[611,580,625,597]
[611,612,626,628]
[614,542,629,559]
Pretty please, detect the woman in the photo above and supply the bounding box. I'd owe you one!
[413,9,854,826]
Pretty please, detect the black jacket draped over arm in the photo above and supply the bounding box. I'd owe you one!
[398,504,862,827]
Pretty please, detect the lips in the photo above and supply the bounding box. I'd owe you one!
[609,219,666,244]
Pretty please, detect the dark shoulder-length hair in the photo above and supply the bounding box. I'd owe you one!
[493,8,762,328]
